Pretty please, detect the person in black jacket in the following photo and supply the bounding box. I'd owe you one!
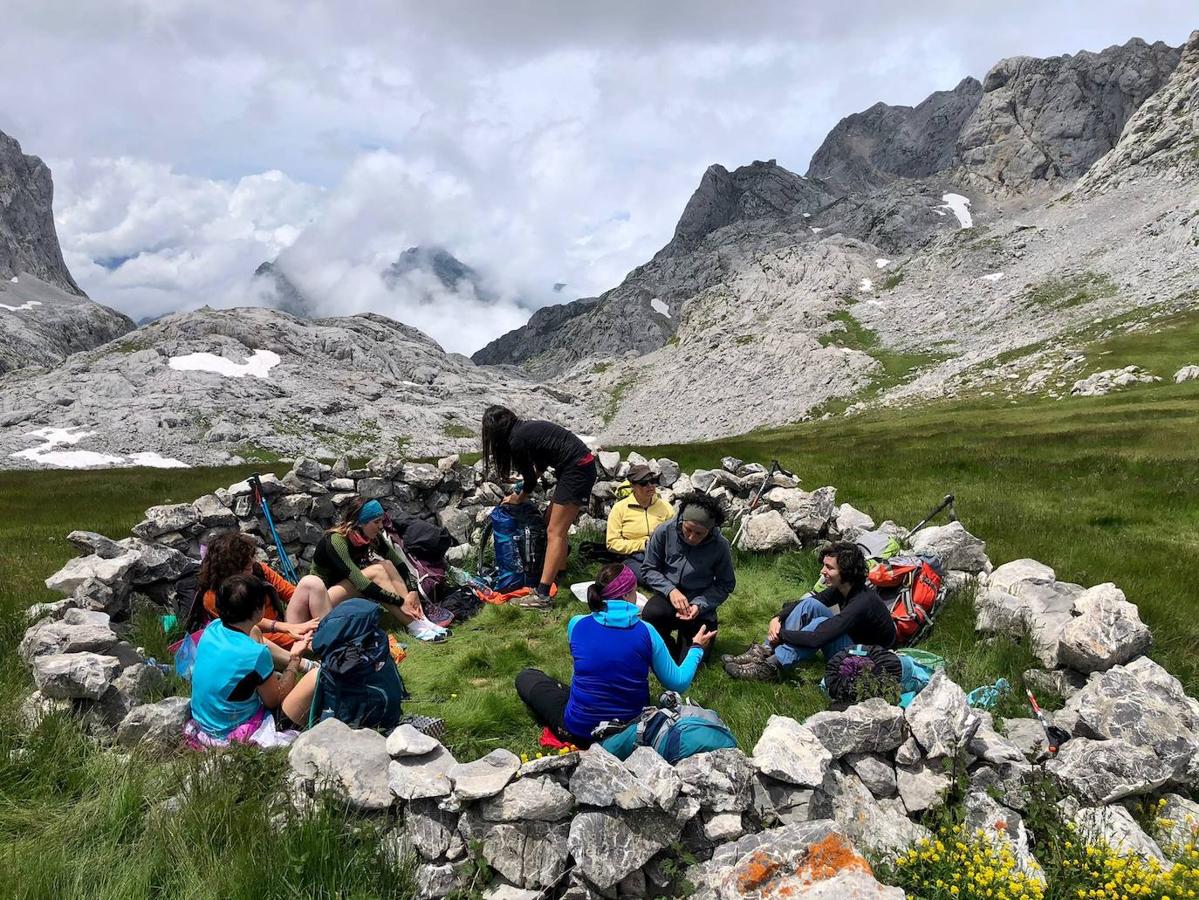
[723,541,896,681]
[481,406,597,608]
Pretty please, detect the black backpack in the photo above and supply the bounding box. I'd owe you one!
[310,599,406,729]
[386,512,454,564]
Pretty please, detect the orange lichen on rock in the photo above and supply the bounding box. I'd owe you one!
[736,850,783,893]
[793,833,873,883]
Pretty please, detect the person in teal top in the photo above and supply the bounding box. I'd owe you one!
[515,563,717,746]
[190,574,319,738]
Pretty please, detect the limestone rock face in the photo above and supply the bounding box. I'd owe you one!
[448,749,520,802]
[737,510,800,552]
[32,652,121,700]
[1074,805,1165,861]
[904,672,971,758]
[478,776,574,823]
[569,745,655,810]
[288,718,393,811]
[116,696,191,748]
[567,808,681,890]
[389,745,458,801]
[908,522,988,574]
[751,716,833,787]
[674,749,755,812]
[1046,737,1173,803]
[805,699,907,758]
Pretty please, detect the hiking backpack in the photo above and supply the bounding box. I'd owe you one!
[822,644,905,707]
[477,502,547,592]
[386,513,454,604]
[603,703,738,764]
[309,599,406,730]
[868,554,948,646]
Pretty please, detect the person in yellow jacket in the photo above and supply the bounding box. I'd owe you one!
[606,464,675,579]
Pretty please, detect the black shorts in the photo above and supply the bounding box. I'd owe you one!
[553,458,597,507]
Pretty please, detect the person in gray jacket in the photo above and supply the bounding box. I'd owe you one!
[640,492,736,662]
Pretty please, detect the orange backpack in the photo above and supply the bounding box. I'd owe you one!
[868,556,947,646]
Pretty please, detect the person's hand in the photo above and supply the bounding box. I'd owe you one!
[502,492,527,505]
[288,635,312,662]
[767,616,781,645]
[691,624,717,649]
[677,603,700,621]
[668,589,689,613]
[282,618,319,637]
[402,590,425,621]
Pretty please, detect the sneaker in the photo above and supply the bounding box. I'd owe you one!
[720,642,770,665]
[723,655,782,682]
[399,714,446,740]
[514,591,553,610]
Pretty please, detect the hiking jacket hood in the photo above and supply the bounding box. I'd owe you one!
[605,493,675,555]
[640,515,736,617]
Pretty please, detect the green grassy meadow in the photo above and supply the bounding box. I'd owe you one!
[1,321,1197,896]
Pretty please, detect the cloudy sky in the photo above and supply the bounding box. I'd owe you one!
[0,2,1193,353]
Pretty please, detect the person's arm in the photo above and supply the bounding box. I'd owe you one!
[256,638,309,708]
[380,537,410,584]
[646,625,703,692]
[638,526,675,596]
[779,596,865,649]
[691,544,736,616]
[329,533,404,604]
[606,503,643,555]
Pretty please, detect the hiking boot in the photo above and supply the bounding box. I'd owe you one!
[514,591,553,610]
[723,654,782,682]
[720,642,770,665]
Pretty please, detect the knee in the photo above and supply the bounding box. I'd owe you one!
[515,668,542,697]
[297,574,326,594]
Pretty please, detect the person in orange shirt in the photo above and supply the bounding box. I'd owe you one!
[195,532,327,667]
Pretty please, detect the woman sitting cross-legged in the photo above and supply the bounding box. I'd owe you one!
[723,541,896,681]
[515,562,717,747]
[194,532,326,670]
[186,574,320,746]
[309,497,448,641]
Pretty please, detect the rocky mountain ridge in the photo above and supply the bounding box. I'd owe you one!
[0,129,135,374]
[472,33,1198,445]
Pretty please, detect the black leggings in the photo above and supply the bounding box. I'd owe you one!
[640,593,716,663]
[515,668,591,746]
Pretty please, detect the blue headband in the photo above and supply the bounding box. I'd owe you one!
[357,499,385,525]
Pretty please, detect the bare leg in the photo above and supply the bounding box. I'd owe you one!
[281,667,321,726]
[540,502,580,588]
[286,575,332,622]
[326,578,358,608]
[362,563,425,623]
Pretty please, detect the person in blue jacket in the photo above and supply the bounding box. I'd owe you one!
[515,562,717,746]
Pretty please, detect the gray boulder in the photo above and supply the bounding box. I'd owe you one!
[33,652,121,699]
[1074,805,1165,861]
[909,522,988,573]
[823,768,931,856]
[675,749,755,812]
[288,718,392,810]
[389,745,458,801]
[19,616,117,663]
[895,760,951,813]
[66,530,125,558]
[985,558,1055,594]
[1057,603,1152,673]
[567,808,680,890]
[905,670,971,758]
[415,862,460,899]
[449,748,520,802]
[386,724,442,758]
[569,745,655,810]
[844,753,897,800]
[478,776,574,822]
[1158,793,1199,851]
[964,792,1043,883]
[132,504,199,539]
[751,715,832,787]
[834,504,875,540]
[1046,737,1173,803]
[192,494,237,528]
[783,486,837,541]
[804,699,907,758]
[116,696,190,748]
[120,539,196,584]
[19,690,72,729]
[622,746,682,810]
[45,552,138,595]
[405,799,458,860]
[737,510,800,552]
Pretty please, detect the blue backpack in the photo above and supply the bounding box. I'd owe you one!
[477,503,547,592]
[309,599,406,730]
[602,703,738,764]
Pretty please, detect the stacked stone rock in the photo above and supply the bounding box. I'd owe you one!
[18,452,1199,897]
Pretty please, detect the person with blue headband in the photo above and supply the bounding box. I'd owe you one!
[309,496,448,641]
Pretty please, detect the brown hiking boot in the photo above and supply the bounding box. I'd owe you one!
[720,642,770,665]
[723,654,782,682]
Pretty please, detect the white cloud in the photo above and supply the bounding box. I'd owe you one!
[1,1,1192,349]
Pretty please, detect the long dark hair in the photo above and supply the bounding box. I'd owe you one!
[193,531,283,625]
[586,563,627,613]
[481,405,519,481]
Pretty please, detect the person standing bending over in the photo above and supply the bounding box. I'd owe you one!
[481,405,597,609]
[640,493,735,662]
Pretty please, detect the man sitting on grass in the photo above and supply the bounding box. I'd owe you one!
[723,541,896,681]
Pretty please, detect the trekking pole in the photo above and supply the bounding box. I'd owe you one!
[249,473,300,584]
[909,494,957,536]
[731,460,796,548]
[1026,689,1070,755]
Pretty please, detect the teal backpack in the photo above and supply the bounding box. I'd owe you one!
[601,702,738,763]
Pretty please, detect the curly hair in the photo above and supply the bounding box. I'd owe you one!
[193,532,283,626]
[675,491,727,529]
[817,540,869,590]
